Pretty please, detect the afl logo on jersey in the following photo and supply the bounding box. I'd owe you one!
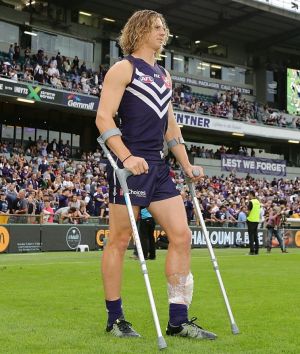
[162,75,171,89]
[139,75,154,84]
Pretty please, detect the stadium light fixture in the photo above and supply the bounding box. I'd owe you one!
[25,1,36,5]
[288,140,299,144]
[103,17,115,22]
[24,31,37,36]
[232,132,244,137]
[79,11,92,16]
[195,40,201,44]
[17,98,35,104]
[208,44,218,49]
[169,34,173,37]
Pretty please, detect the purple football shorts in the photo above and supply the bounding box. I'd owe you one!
[107,161,179,207]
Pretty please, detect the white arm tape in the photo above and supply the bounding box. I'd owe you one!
[100,128,122,143]
[167,137,185,149]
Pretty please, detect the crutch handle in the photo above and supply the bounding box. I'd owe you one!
[184,169,201,198]
[116,169,132,194]
[185,169,201,181]
[192,169,200,177]
[97,135,132,191]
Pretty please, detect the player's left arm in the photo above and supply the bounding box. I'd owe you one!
[164,72,203,181]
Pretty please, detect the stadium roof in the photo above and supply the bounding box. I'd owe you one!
[52,0,300,53]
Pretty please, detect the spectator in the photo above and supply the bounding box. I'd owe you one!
[6,183,18,213]
[181,191,194,224]
[266,207,286,253]
[0,191,9,214]
[237,206,247,228]
[93,185,104,216]
[247,191,261,255]
[61,206,82,224]
[42,199,54,223]
[13,43,20,61]
[58,188,71,209]
[8,44,14,62]
[69,194,80,209]
[72,56,79,70]
[79,200,90,222]
[14,189,28,223]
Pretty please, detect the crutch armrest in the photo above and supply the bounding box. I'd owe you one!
[166,137,185,149]
[98,128,122,144]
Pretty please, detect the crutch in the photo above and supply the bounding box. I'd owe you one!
[186,170,239,335]
[97,137,167,350]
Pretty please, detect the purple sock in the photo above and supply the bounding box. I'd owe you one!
[106,298,123,325]
[169,303,188,326]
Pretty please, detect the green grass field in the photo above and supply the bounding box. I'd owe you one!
[0,249,299,354]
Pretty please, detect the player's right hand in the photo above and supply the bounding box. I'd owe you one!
[123,155,149,175]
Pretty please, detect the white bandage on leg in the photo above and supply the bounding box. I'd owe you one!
[167,272,194,307]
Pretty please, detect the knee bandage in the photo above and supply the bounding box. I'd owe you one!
[167,272,194,307]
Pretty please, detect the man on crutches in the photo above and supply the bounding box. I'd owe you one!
[95,9,217,342]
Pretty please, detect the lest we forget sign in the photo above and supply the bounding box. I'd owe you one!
[221,154,286,177]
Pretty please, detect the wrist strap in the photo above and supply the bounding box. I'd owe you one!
[122,154,132,163]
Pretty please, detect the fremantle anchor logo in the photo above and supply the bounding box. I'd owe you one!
[66,227,81,249]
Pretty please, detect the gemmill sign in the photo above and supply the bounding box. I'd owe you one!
[0,78,97,110]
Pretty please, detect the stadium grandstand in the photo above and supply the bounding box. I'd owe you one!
[0,0,300,237]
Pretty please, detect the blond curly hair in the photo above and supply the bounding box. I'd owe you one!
[119,10,169,55]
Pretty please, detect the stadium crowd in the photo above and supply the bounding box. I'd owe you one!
[173,85,300,128]
[1,44,300,129]
[1,46,300,227]
[0,138,300,227]
[1,44,107,96]
[187,144,257,160]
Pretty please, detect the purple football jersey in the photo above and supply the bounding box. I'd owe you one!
[118,55,172,162]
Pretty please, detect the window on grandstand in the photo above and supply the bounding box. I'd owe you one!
[31,32,93,63]
[60,132,71,145]
[183,57,253,85]
[210,64,221,80]
[48,130,59,142]
[36,129,48,141]
[222,67,235,82]
[222,67,247,84]
[1,125,14,140]
[15,126,22,142]
[23,127,35,142]
[188,59,210,78]
[110,40,120,61]
[172,54,184,72]
[72,134,80,147]
[0,21,19,52]
[208,44,227,58]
